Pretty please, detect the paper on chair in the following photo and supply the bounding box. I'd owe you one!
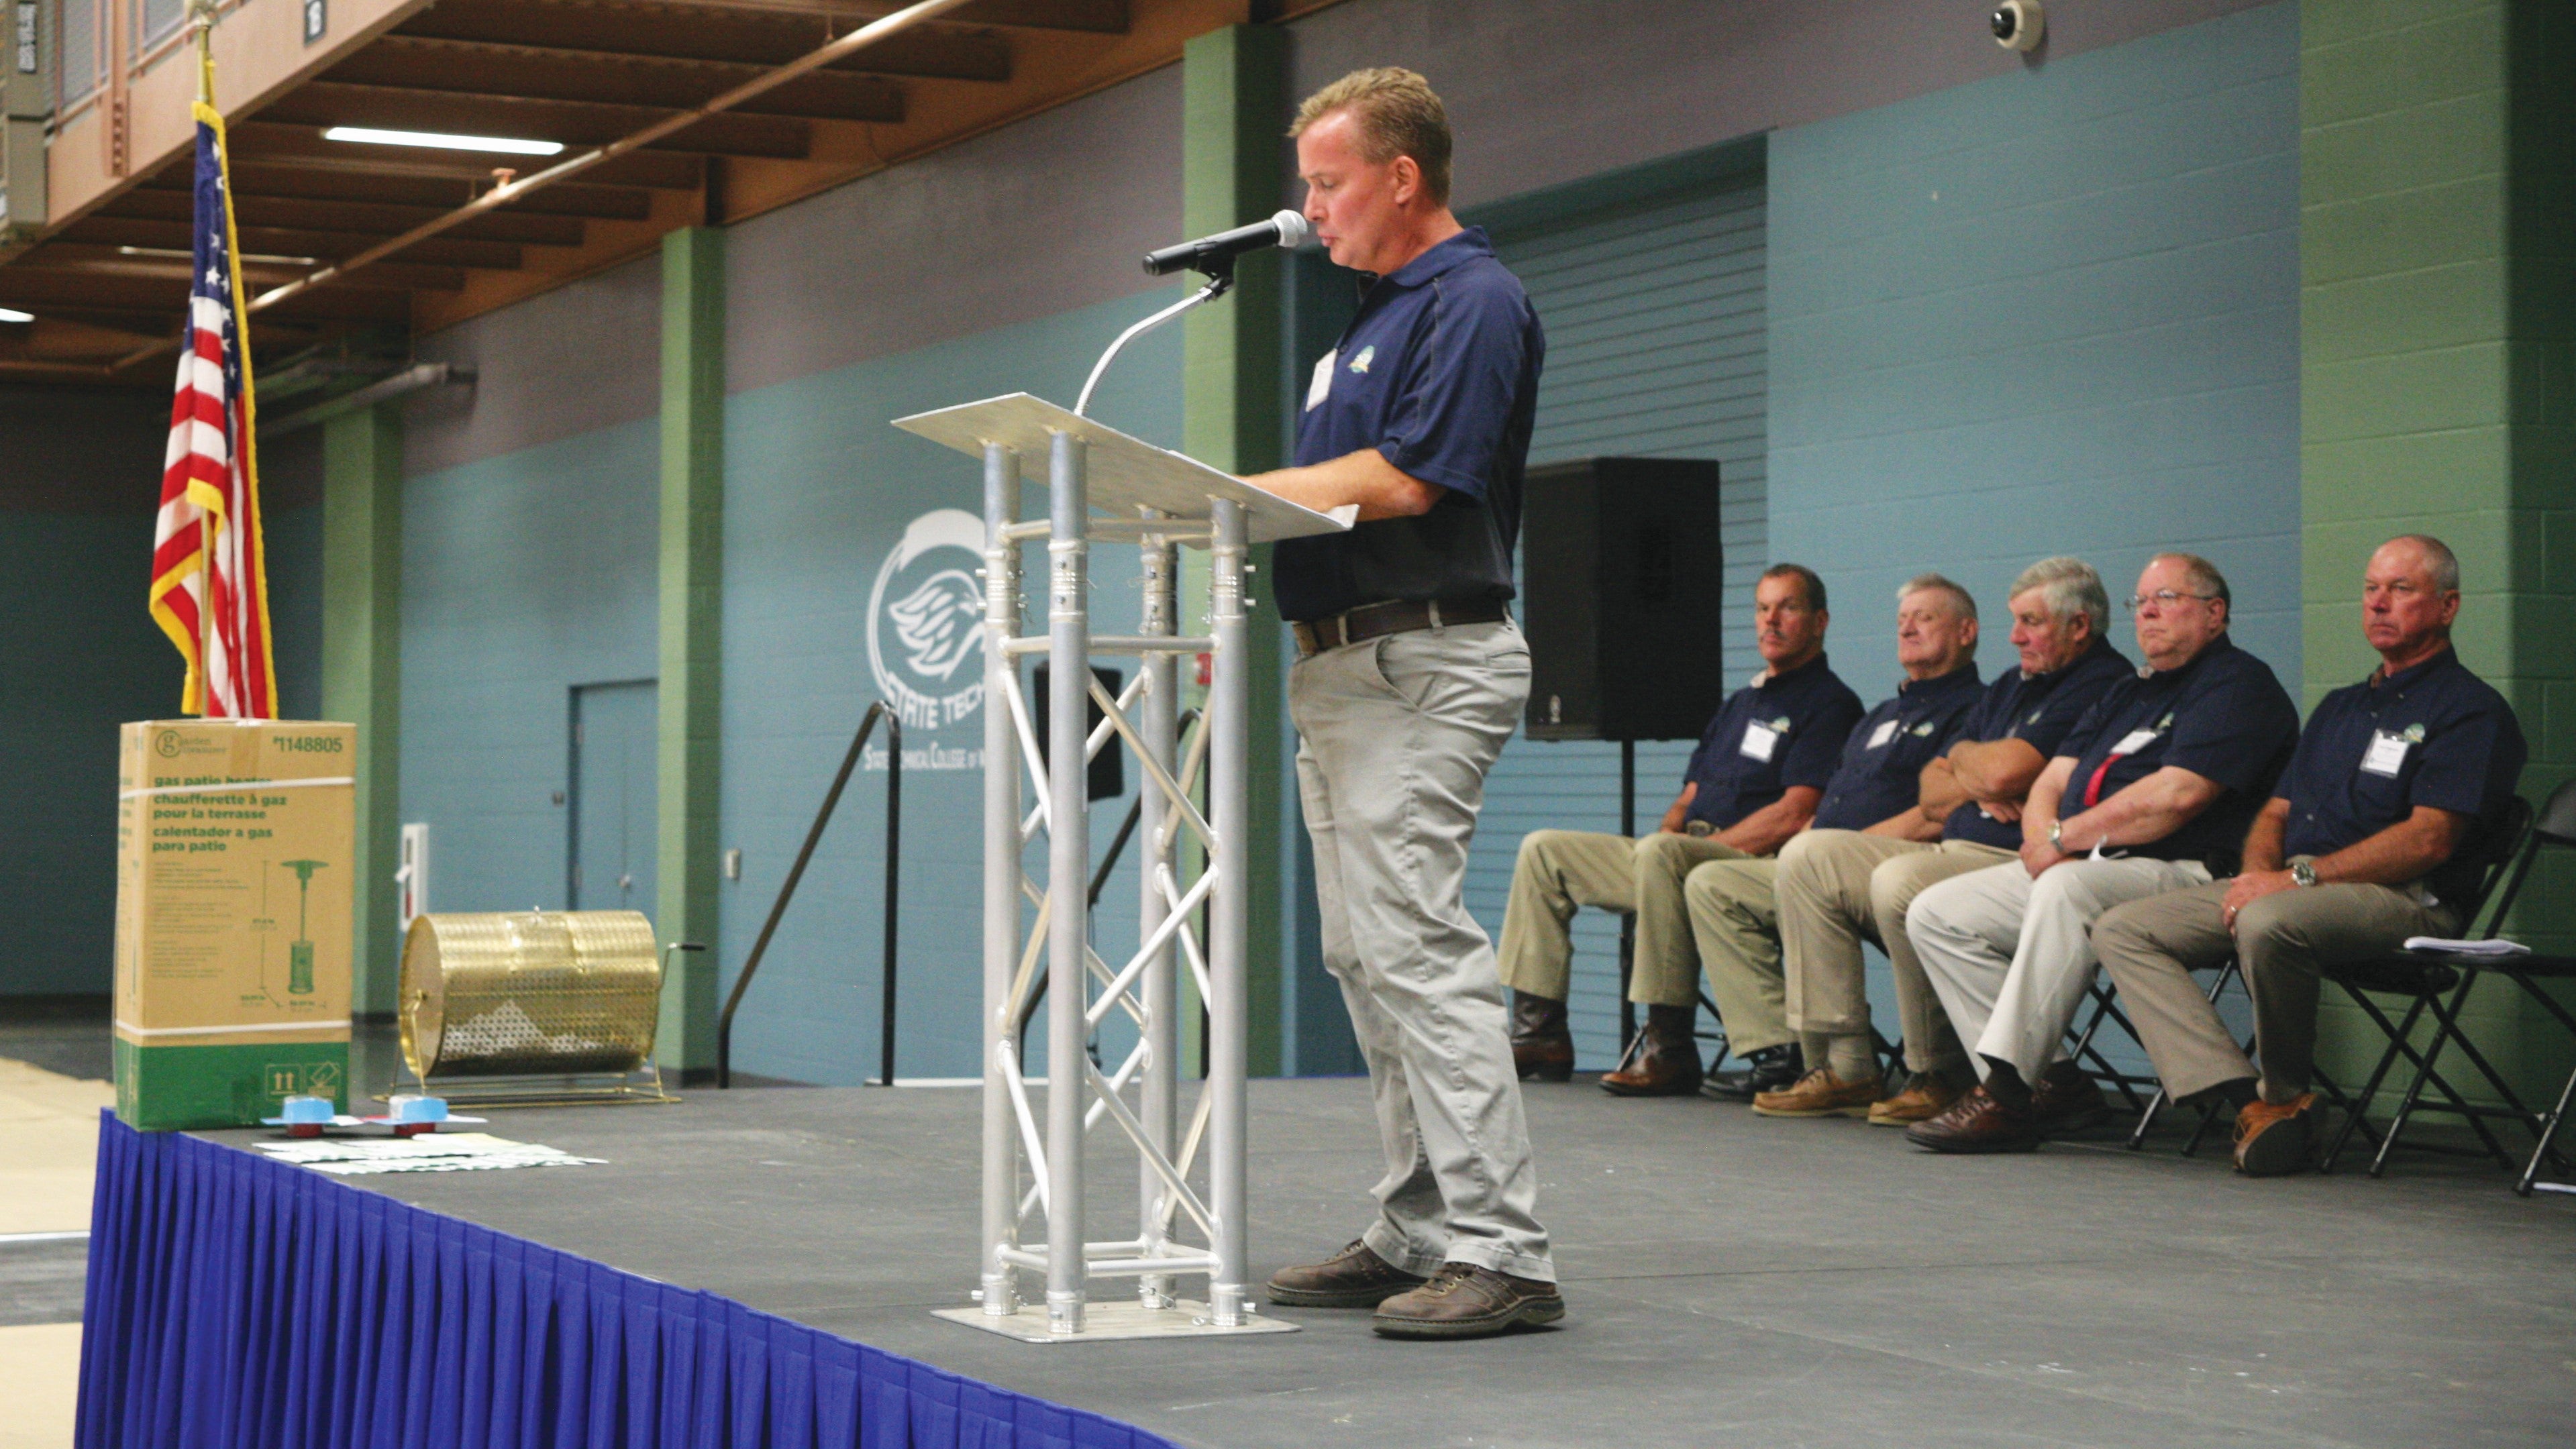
[2403,936,2532,957]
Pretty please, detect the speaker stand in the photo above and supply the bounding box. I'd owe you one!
[1615,740,1639,1061]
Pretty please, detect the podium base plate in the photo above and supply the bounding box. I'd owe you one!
[933,1298,1300,1343]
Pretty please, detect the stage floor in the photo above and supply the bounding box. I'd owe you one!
[203,1077,2573,1449]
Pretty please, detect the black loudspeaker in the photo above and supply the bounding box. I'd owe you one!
[1030,663,1126,801]
[1521,457,1726,742]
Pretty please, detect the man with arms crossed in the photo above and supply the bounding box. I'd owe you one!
[1678,574,1983,1101]
[1498,565,1863,1093]
[2094,536,2524,1175]
[1244,69,1556,1339]
[1904,553,2300,1152]
[1759,559,2131,1123]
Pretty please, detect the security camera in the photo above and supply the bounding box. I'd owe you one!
[1992,0,2045,52]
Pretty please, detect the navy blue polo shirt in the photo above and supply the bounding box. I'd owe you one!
[1941,639,2134,849]
[2055,634,2300,869]
[2276,648,2526,898]
[1272,227,1545,623]
[1812,664,1984,831]
[1679,654,1865,832]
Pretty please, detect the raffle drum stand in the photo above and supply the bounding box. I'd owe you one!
[896,376,1347,1344]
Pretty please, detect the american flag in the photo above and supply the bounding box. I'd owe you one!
[150,99,275,719]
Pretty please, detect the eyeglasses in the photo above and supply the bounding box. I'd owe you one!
[2121,589,2218,615]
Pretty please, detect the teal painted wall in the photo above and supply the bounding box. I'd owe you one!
[396,418,662,923]
[1768,4,2303,689]
[715,288,1182,1085]
[0,511,181,994]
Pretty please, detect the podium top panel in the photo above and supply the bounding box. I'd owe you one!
[892,393,1355,545]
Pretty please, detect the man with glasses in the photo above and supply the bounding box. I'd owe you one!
[2092,536,2524,1175]
[1901,553,2300,1152]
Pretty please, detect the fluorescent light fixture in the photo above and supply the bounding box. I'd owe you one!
[0,306,31,323]
[322,125,564,156]
[118,244,320,267]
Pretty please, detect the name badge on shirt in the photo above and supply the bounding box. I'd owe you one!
[2110,727,2159,755]
[1866,719,1900,750]
[2361,730,2411,777]
[1741,726,1780,762]
[1305,350,1337,412]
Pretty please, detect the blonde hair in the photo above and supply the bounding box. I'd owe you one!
[1292,68,1454,206]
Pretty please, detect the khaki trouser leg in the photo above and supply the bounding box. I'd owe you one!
[1495,829,1637,1002]
[1682,857,1789,1055]
[1776,830,1927,1041]
[2092,881,2251,1102]
[2236,881,2449,1104]
[1870,841,2017,1074]
[1629,831,1751,1007]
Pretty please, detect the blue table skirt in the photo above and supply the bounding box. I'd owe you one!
[79,1112,1176,1449]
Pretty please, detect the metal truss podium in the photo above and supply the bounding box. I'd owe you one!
[895,394,1349,1342]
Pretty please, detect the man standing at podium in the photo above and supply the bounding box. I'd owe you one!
[1242,68,1559,1340]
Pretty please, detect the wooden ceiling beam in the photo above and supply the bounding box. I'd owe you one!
[17,244,470,294]
[55,215,524,273]
[224,123,707,191]
[103,186,590,249]
[160,161,658,221]
[323,39,915,122]
[693,0,1129,34]
[258,81,826,159]
[355,30,1009,85]
[398,0,1115,62]
[0,269,411,325]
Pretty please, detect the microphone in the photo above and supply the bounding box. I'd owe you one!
[1141,210,1312,277]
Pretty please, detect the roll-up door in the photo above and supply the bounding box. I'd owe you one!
[1474,168,1768,1071]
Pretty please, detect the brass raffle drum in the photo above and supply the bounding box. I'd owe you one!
[399,910,672,1104]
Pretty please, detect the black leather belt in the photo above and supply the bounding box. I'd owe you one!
[1292,598,1509,659]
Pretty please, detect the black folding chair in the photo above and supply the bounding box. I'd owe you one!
[2324,784,2576,1192]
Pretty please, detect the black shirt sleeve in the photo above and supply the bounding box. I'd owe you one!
[1782,694,1865,793]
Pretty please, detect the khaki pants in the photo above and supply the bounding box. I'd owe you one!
[1776,831,2016,1075]
[1678,856,1794,1055]
[1495,828,1751,1011]
[1908,855,2212,1083]
[1290,620,1552,1281]
[2092,875,2453,1104]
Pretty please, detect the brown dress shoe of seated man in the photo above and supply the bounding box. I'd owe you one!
[1372,1263,1565,1340]
[1751,1067,1882,1118]
[2029,1061,2111,1134]
[1865,1074,1961,1127]
[1510,992,1575,1083]
[2232,1091,2319,1177]
[1266,1240,1429,1308]
[1902,1082,2041,1152]
[1598,1003,1702,1096]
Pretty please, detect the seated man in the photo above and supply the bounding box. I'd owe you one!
[1499,564,1863,1089]
[2094,535,2524,1175]
[1759,558,2132,1122]
[1678,573,1986,1102]
[1903,552,2300,1153]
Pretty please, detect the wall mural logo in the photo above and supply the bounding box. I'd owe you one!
[866,508,988,770]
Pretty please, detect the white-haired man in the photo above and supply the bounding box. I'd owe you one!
[1755,559,2132,1121]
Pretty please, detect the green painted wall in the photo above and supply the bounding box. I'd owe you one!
[658,226,726,1077]
[1181,24,1294,1076]
[2301,0,2576,1091]
[321,404,404,1015]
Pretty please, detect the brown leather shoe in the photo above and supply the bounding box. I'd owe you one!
[2031,1063,2110,1134]
[1266,1240,1428,1308]
[1598,1004,1702,1096]
[1866,1075,1961,1127]
[1903,1082,2040,1153]
[1751,1067,1883,1118]
[1372,1263,1565,1340]
[2232,1091,2318,1177]
[1510,992,1574,1083]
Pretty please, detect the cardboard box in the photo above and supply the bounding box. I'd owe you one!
[113,720,356,1130]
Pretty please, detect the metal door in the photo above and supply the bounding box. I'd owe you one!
[570,680,658,922]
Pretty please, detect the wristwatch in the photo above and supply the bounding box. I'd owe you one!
[2289,860,2318,888]
[2048,819,2065,852]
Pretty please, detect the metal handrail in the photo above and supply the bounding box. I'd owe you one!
[717,701,903,1088]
